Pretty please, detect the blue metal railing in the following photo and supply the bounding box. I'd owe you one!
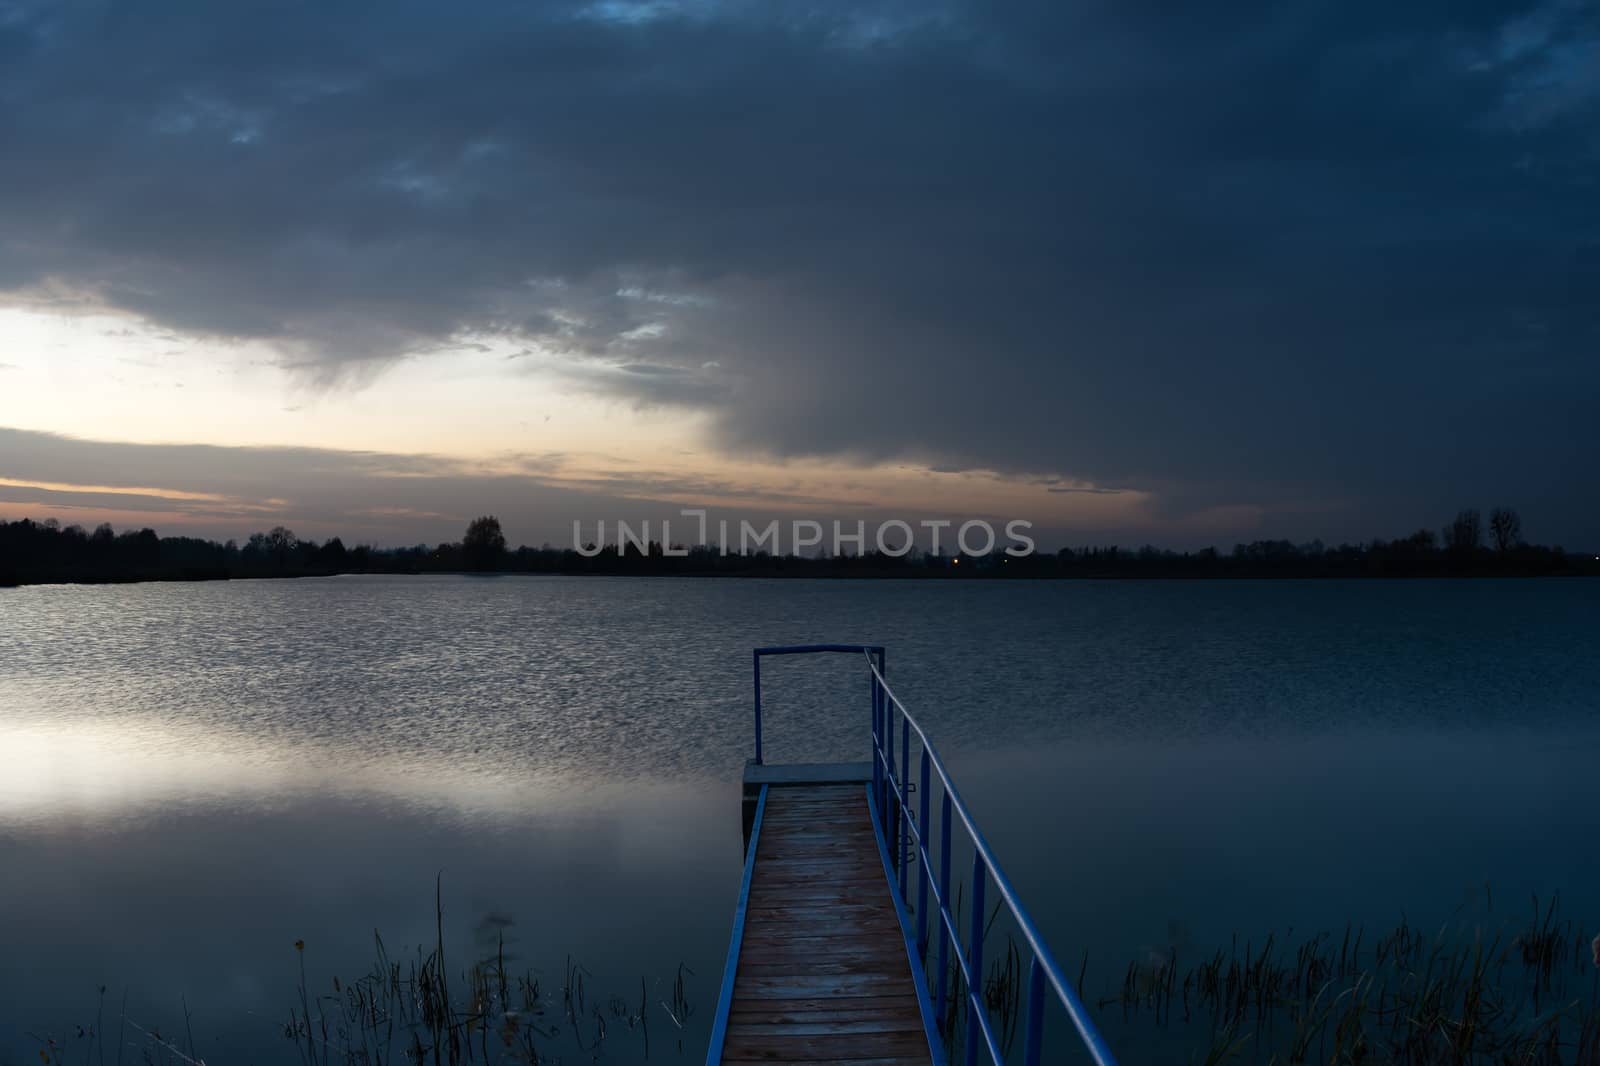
[864,651,1118,1066]
[751,644,885,765]
[743,643,1118,1066]
[706,784,767,1063]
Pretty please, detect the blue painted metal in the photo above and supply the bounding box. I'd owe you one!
[899,715,911,898]
[736,644,1120,1066]
[864,781,949,1066]
[751,651,763,765]
[917,747,930,955]
[752,644,883,768]
[862,651,1120,1066]
[1023,956,1046,1066]
[872,671,884,818]
[965,850,986,1066]
[705,784,767,1066]
[935,788,952,1033]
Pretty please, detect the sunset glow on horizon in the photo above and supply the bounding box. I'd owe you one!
[1,0,1594,550]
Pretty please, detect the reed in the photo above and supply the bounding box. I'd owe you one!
[18,887,696,1066]
[282,887,697,1066]
[1098,893,1600,1064]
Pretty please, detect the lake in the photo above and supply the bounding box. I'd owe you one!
[2,575,1598,1064]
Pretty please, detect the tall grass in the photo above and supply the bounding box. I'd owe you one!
[19,883,696,1066]
[922,890,1600,1064]
[283,881,695,1066]
[1102,893,1600,1064]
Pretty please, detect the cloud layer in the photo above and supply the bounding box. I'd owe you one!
[1,0,1596,541]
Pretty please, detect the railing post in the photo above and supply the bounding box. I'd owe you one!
[870,671,881,810]
[966,851,987,1066]
[884,691,896,847]
[935,790,951,1034]
[875,649,887,834]
[918,748,930,954]
[899,716,910,898]
[752,650,763,765]
[878,678,888,829]
[744,644,1119,1066]
[1023,955,1045,1066]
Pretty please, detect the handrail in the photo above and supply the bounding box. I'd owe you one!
[705,784,767,1066]
[740,643,1117,1066]
[862,650,1119,1066]
[750,644,884,765]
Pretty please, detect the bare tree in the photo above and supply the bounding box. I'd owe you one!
[1444,509,1482,552]
[267,525,298,564]
[1489,507,1522,552]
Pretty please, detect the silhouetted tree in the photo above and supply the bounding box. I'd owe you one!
[267,526,297,565]
[462,515,506,571]
[317,536,349,567]
[1444,509,1482,553]
[0,513,1592,585]
[1489,507,1522,552]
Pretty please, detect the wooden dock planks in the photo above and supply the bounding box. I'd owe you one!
[721,784,932,1065]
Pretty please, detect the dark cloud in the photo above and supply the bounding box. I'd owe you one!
[0,0,1596,541]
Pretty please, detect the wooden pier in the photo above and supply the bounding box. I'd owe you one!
[717,779,934,1065]
[707,644,1117,1066]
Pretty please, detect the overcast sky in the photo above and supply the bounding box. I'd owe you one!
[1,0,1595,549]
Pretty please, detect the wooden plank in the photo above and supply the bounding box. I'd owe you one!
[755,828,870,841]
[739,928,901,942]
[731,973,898,997]
[763,797,867,808]
[721,782,930,1065]
[749,889,888,902]
[754,856,889,870]
[723,1059,923,1066]
[752,875,889,888]
[753,865,887,879]
[729,1000,923,1022]
[740,944,909,965]
[754,866,887,879]
[739,958,914,978]
[739,930,903,946]
[762,803,865,815]
[744,904,897,920]
[753,839,878,852]
[739,946,905,961]
[744,907,898,924]
[726,1011,928,1030]
[721,1031,932,1060]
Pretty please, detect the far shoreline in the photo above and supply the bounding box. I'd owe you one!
[5,562,1597,589]
[4,513,1595,587]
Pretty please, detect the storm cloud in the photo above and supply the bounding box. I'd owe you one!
[1,0,1596,541]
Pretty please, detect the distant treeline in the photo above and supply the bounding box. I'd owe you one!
[0,509,1593,586]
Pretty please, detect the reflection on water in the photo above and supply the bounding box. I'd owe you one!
[0,715,629,826]
[1,756,738,1063]
[2,575,1598,1062]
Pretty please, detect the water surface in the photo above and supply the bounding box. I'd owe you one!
[3,576,1597,1062]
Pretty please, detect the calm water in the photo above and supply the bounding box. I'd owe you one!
[2,576,1598,1063]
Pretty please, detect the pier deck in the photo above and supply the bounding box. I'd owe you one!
[707,644,1117,1066]
[719,783,932,1065]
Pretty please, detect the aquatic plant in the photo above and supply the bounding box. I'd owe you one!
[283,882,696,1066]
[1099,893,1600,1064]
[15,883,696,1066]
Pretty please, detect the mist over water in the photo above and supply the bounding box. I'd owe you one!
[3,576,1598,1062]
